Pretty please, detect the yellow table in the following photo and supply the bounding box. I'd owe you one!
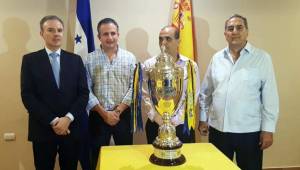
[99,143,240,170]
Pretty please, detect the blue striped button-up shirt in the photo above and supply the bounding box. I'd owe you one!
[85,47,136,111]
[200,43,279,133]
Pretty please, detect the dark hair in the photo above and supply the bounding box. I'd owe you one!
[40,15,64,31]
[225,14,248,30]
[97,18,119,34]
[161,25,179,39]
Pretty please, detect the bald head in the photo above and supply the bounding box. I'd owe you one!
[160,26,179,39]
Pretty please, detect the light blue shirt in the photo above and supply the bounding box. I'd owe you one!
[45,47,74,124]
[200,43,279,133]
[85,47,136,111]
[45,47,61,67]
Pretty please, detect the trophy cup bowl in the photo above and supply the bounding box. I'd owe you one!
[147,46,185,166]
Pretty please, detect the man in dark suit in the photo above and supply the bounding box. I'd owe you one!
[20,15,89,170]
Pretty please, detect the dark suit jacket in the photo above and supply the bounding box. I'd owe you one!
[21,49,89,142]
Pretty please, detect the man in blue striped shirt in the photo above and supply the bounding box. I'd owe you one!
[199,14,279,170]
[85,18,136,170]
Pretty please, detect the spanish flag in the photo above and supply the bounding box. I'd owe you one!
[171,0,195,61]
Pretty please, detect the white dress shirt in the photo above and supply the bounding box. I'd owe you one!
[45,47,74,124]
[200,43,279,133]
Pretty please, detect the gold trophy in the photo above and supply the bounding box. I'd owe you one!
[146,45,185,166]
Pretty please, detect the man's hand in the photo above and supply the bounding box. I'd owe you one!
[113,103,129,115]
[198,121,209,136]
[103,111,120,126]
[52,117,71,135]
[260,131,273,150]
[93,104,120,126]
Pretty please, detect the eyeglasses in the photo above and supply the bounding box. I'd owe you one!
[226,25,245,32]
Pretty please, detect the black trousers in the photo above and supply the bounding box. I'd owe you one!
[209,127,263,170]
[32,138,81,170]
[145,118,195,144]
[89,108,133,170]
[78,112,91,170]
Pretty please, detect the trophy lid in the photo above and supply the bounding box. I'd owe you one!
[155,45,175,71]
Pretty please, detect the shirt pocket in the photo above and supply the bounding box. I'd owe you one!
[240,67,261,89]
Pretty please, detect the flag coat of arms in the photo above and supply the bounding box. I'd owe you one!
[172,0,195,61]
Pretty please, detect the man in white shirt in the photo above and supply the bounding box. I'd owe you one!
[199,14,279,170]
[143,26,200,144]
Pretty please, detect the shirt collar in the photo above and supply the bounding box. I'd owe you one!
[100,45,119,56]
[243,42,253,53]
[176,54,188,64]
[224,42,253,58]
[45,47,61,56]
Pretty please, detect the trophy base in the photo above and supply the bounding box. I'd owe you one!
[149,154,186,166]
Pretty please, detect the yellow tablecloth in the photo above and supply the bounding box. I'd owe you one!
[99,143,240,170]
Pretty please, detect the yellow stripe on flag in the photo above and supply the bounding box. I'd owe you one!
[172,0,195,60]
